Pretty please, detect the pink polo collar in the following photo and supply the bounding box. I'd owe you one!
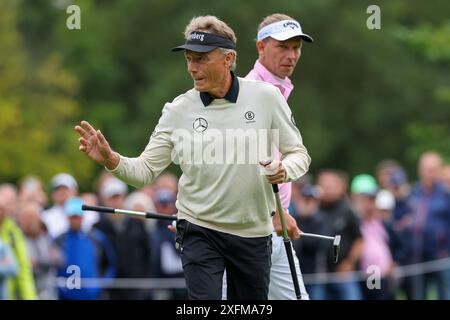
[249,60,294,100]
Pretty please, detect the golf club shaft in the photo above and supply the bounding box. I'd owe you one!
[272,184,289,240]
[82,204,176,221]
[300,233,335,241]
[272,184,302,300]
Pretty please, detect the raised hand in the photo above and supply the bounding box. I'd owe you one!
[74,121,119,170]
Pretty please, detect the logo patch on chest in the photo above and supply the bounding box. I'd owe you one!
[193,117,208,132]
[245,111,255,123]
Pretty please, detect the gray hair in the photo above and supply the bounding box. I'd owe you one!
[184,15,237,71]
[124,191,156,212]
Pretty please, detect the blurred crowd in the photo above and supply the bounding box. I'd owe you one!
[292,150,450,300]
[0,170,184,300]
[1,150,450,300]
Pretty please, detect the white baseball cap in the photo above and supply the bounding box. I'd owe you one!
[50,173,78,191]
[257,19,313,42]
[101,178,128,198]
[375,189,395,211]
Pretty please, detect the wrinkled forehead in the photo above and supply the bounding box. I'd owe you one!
[184,50,208,58]
[184,49,220,59]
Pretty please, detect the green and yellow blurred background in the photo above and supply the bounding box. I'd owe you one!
[1,0,449,190]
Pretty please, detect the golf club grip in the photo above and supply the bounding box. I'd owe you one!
[145,212,177,221]
[283,240,302,300]
[271,184,279,193]
[82,204,115,213]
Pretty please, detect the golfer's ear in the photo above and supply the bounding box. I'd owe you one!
[224,51,234,69]
[256,40,265,56]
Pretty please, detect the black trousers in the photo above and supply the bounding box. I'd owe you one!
[176,219,272,300]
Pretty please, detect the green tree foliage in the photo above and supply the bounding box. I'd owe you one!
[395,19,450,165]
[1,0,449,188]
[0,0,94,187]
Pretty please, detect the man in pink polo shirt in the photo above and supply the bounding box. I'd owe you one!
[248,13,313,300]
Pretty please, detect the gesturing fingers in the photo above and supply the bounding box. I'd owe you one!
[78,137,89,152]
[80,121,97,136]
[75,125,90,140]
[75,121,96,140]
[96,130,108,147]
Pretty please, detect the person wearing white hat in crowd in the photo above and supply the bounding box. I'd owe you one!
[375,189,396,219]
[41,173,78,239]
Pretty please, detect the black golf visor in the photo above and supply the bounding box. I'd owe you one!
[171,31,236,53]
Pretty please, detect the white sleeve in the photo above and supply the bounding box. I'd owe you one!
[107,104,174,188]
[270,87,311,182]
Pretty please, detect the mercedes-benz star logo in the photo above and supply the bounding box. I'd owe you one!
[193,117,208,132]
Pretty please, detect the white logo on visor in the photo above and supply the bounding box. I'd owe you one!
[190,33,204,42]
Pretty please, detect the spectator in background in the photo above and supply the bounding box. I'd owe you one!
[140,184,157,204]
[155,172,179,196]
[18,176,48,209]
[376,160,400,190]
[289,174,312,218]
[375,160,410,222]
[79,192,100,232]
[376,160,414,299]
[316,170,363,300]
[55,197,116,300]
[17,202,63,299]
[409,151,450,300]
[0,238,18,300]
[0,196,37,299]
[375,190,396,220]
[123,191,157,299]
[94,177,151,299]
[292,184,327,299]
[150,187,186,300]
[95,171,116,205]
[124,191,156,232]
[0,184,19,221]
[41,173,78,239]
[350,174,396,300]
[375,189,410,298]
[441,164,450,191]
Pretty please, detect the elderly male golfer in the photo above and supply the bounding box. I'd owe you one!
[75,15,310,300]
[249,13,313,300]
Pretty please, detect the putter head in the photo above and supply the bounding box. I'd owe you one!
[333,235,341,264]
